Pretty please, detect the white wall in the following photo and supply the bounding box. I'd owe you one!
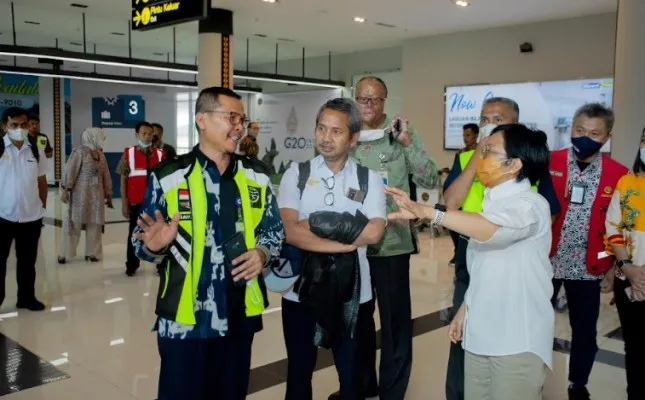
[402,13,617,168]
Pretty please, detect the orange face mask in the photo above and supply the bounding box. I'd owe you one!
[475,154,512,188]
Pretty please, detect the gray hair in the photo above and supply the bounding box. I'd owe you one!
[573,103,615,133]
[315,98,362,135]
[483,97,520,121]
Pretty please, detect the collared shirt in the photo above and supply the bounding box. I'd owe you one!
[0,135,47,222]
[133,150,284,339]
[352,116,438,257]
[464,179,554,368]
[278,155,387,304]
[552,149,602,280]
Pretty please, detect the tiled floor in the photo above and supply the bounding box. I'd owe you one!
[0,190,630,399]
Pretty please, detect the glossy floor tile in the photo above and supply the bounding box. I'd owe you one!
[0,190,631,399]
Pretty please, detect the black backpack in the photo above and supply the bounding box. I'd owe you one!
[0,135,40,161]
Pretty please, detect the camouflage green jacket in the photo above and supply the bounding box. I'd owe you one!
[351,116,438,257]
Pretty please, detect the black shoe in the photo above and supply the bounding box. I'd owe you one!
[328,392,340,400]
[16,299,46,311]
[57,257,66,264]
[85,256,100,262]
[126,270,136,277]
[568,386,591,400]
[449,257,456,266]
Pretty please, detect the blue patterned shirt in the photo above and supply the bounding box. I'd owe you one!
[132,151,284,339]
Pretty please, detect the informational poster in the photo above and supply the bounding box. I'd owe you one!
[0,73,39,116]
[92,95,146,129]
[444,78,614,151]
[254,89,342,183]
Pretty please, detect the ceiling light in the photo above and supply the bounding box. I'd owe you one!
[24,21,41,25]
[70,3,88,8]
[453,0,469,6]
[111,32,125,36]
[262,0,277,3]
[353,17,366,23]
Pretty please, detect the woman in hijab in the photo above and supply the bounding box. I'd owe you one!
[58,128,113,264]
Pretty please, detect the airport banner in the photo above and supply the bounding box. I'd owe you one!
[444,78,614,151]
[0,73,39,117]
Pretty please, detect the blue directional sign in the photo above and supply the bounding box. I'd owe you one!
[92,95,146,129]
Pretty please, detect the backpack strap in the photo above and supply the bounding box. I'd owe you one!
[297,161,311,199]
[0,138,4,159]
[356,164,369,204]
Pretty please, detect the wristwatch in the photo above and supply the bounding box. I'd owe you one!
[616,259,632,270]
[434,203,447,212]
[432,203,447,226]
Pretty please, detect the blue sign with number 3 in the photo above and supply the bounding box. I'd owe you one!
[92,95,146,129]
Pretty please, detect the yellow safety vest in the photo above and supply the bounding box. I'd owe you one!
[159,157,268,325]
[459,150,538,213]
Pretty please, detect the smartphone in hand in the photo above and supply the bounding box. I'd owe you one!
[222,232,248,287]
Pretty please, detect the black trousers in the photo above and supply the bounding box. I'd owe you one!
[157,333,254,400]
[553,278,601,388]
[449,230,459,256]
[126,204,141,273]
[0,218,42,306]
[361,254,413,400]
[614,279,645,400]
[282,298,373,400]
[445,236,470,400]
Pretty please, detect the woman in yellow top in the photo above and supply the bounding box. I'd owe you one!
[605,130,645,400]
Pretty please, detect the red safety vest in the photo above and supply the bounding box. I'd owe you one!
[125,146,165,205]
[549,148,628,275]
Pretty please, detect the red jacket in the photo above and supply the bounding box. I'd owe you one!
[549,148,628,275]
[125,146,165,205]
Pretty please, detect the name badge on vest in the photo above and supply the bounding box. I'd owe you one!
[178,189,191,219]
[235,196,244,233]
[247,186,262,209]
[570,183,586,205]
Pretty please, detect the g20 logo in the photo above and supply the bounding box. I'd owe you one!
[284,137,313,149]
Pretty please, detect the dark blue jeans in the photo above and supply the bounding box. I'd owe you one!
[553,278,601,388]
[157,332,254,400]
[282,298,373,400]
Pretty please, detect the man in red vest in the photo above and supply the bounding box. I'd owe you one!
[117,121,166,276]
[549,103,628,400]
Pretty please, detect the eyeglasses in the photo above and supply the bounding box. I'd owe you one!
[478,144,508,160]
[355,96,385,106]
[205,110,249,126]
[322,176,335,206]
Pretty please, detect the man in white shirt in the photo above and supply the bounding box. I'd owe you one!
[278,98,386,400]
[0,107,47,311]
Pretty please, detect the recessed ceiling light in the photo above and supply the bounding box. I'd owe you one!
[262,0,278,3]
[353,17,366,23]
[453,0,470,7]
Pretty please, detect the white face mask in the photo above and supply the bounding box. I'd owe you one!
[358,129,386,142]
[479,124,498,139]
[7,128,28,142]
[640,148,645,165]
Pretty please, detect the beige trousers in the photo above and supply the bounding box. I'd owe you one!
[465,351,547,400]
[59,224,103,260]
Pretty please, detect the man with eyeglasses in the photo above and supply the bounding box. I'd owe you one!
[330,76,437,400]
[278,98,386,400]
[442,97,561,400]
[131,86,284,400]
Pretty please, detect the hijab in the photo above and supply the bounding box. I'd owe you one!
[81,127,107,150]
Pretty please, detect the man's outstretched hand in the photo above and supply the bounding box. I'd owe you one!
[133,210,180,252]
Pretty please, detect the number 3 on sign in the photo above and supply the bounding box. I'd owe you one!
[128,100,139,116]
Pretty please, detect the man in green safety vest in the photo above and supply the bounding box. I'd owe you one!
[442,97,561,400]
[131,87,285,400]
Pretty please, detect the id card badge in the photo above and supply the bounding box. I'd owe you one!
[570,183,586,205]
[379,170,389,186]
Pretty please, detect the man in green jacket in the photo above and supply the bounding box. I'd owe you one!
[329,76,438,400]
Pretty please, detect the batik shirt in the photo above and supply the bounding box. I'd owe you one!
[133,150,284,339]
[552,149,602,280]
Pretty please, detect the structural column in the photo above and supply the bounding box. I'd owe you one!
[197,8,234,90]
[610,0,645,165]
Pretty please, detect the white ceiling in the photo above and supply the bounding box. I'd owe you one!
[0,0,616,69]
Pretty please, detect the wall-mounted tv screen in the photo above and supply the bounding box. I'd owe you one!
[444,78,614,151]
